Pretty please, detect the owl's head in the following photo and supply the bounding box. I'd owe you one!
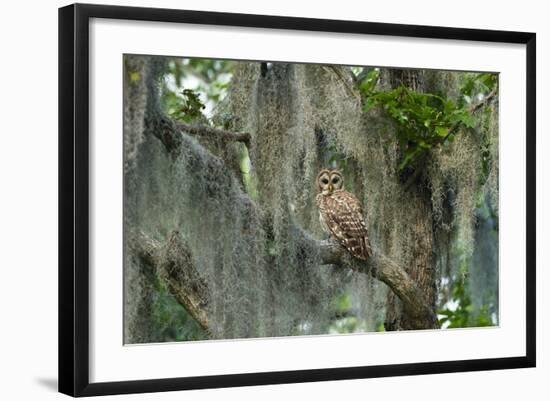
[317,169,344,195]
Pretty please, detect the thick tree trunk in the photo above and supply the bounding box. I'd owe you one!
[385,191,437,330]
[383,70,438,330]
[123,57,158,343]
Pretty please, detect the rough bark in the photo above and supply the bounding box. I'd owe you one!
[123,57,156,343]
[385,191,437,330]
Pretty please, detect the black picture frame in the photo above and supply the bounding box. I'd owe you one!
[59,3,536,397]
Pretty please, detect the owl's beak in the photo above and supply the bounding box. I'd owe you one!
[328,184,333,192]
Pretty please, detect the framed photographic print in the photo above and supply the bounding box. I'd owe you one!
[58,3,536,397]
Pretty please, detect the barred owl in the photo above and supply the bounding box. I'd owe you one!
[315,169,372,260]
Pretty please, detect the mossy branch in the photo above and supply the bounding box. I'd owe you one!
[129,230,211,335]
[175,122,251,147]
[143,113,250,153]
[322,66,362,104]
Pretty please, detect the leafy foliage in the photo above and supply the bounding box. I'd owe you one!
[438,264,493,329]
[459,72,498,107]
[161,58,234,124]
[360,70,496,170]
[162,88,206,123]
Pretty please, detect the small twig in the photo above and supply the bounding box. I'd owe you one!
[322,66,362,104]
[469,87,498,113]
[437,87,499,146]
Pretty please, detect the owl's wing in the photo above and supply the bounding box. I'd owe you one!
[323,191,372,260]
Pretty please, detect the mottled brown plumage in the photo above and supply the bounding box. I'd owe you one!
[316,169,372,260]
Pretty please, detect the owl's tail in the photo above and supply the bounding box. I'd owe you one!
[349,236,372,261]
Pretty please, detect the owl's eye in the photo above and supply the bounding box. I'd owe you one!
[321,178,329,184]
[332,177,340,184]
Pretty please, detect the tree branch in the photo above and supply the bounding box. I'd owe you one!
[469,87,498,113]
[322,66,362,104]
[129,230,211,335]
[175,122,251,148]
[144,114,250,154]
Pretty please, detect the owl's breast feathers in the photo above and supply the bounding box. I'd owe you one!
[316,191,372,261]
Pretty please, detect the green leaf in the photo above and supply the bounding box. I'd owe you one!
[358,78,495,171]
[398,148,420,171]
[460,113,476,128]
[128,70,141,83]
[418,140,431,150]
[435,126,449,137]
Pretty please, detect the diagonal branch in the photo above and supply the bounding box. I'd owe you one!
[322,65,362,104]
[129,230,211,335]
[302,233,438,329]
